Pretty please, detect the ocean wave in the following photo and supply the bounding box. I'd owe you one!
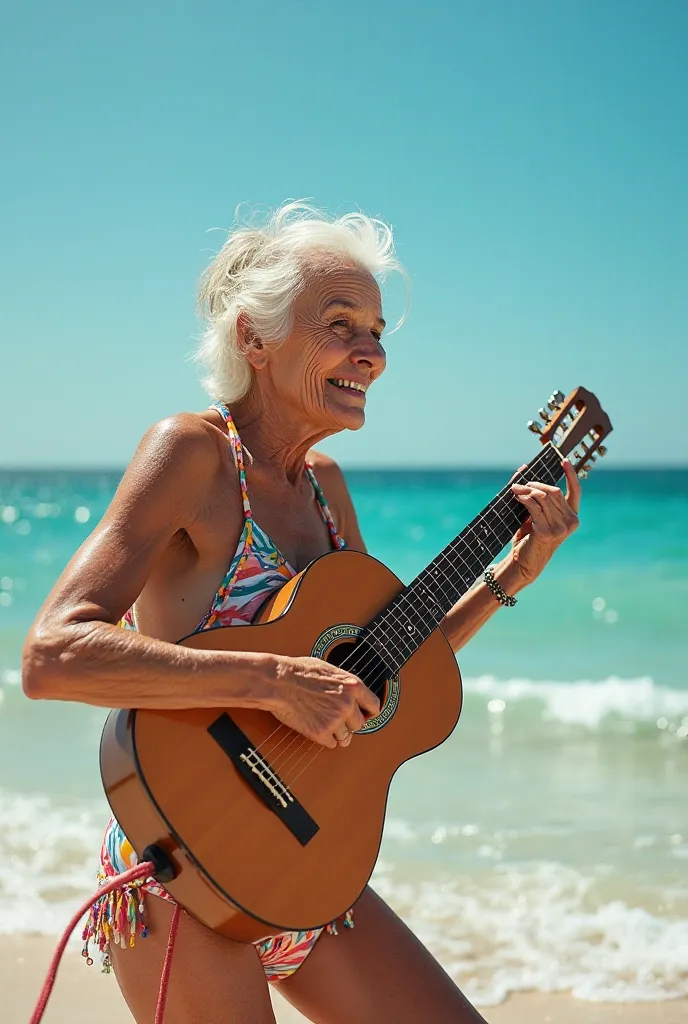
[371,860,688,1005]
[0,789,106,937]
[463,675,688,731]
[0,788,686,1003]
[3,667,687,732]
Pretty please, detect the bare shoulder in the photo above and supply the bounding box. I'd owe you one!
[307,449,344,478]
[121,412,225,490]
[307,450,366,553]
[135,411,224,471]
[102,411,236,533]
[27,411,240,630]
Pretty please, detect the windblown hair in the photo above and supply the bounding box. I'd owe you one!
[195,201,408,402]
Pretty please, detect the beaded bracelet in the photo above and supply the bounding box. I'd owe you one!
[483,567,517,607]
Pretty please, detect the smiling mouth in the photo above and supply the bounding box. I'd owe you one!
[327,378,368,395]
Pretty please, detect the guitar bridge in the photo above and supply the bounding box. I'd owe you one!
[208,714,319,846]
[238,750,294,809]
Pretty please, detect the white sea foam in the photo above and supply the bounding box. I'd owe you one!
[2,663,687,731]
[464,675,688,731]
[0,785,685,1003]
[0,789,106,938]
[1,667,686,1001]
[3,666,687,732]
[371,860,688,1005]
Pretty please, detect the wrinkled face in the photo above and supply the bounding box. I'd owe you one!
[260,263,386,432]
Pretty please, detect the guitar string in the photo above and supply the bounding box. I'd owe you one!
[250,445,565,787]
[251,445,563,783]
[304,444,558,710]
[257,473,522,781]
[256,445,563,784]
[249,471,505,777]
[277,450,565,787]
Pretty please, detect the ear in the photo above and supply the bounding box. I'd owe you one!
[236,312,268,370]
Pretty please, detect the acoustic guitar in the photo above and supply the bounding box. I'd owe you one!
[100,386,612,943]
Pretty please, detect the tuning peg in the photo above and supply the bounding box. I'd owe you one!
[598,445,607,457]
[548,391,565,410]
[538,408,551,423]
[527,420,543,434]
[579,468,589,480]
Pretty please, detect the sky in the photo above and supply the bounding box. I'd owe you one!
[1,0,686,468]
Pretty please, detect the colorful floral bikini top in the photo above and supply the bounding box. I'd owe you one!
[121,403,345,634]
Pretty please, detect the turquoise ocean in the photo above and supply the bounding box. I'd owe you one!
[0,467,686,1006]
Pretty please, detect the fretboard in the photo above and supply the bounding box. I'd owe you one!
[364,443,564,676]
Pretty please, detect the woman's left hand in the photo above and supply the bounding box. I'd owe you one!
[509,459,581,584]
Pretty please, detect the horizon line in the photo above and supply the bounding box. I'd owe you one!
[1,463,686,474]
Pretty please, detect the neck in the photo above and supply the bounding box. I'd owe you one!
[354,443,564,679]
[228,388,335,484]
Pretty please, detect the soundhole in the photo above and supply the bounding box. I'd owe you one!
[325,638,389,702]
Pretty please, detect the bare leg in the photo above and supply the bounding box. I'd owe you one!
[277,887,488,1024]
[109,895,276,1024]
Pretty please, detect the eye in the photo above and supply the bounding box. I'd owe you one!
[330,319,353,333]
[371,329,382,342]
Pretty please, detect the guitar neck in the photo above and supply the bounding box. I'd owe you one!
[365,443,564,676]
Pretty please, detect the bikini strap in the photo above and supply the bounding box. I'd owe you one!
[305,463,346,550]
[199,403,256,630]
[212,403,252,522]
[213,403,343,550]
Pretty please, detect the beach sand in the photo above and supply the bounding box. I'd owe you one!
[3,936,683,1023]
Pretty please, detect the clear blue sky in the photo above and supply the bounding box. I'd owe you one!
[2,0,686,468]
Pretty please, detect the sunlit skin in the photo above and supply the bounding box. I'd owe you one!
[231,265,387,471]
[23,260,581,1024]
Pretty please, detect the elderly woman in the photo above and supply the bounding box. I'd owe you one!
[23,203,580,1024]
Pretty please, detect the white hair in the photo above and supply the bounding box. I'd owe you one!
[195,200,408,402]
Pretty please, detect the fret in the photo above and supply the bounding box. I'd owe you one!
[390,596,434,646]
[403,588,439,633]
[536,457,560,486]
[416,567,457,612]
[365,444,565,677]
[423,560,461,604]
[361,624,410,675]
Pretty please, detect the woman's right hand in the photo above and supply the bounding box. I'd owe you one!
[266,656,380,749]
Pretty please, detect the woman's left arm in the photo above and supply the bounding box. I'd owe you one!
[311,454,581,655]
[441,459,582,651]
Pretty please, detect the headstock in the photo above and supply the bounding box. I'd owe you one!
[527,386,613,478]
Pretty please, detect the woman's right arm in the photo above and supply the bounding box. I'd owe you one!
[22,415,276,710]
[21,415,378,746]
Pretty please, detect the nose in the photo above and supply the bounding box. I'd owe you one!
[350,332,386,375]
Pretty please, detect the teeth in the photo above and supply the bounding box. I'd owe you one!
[332,379,367,392]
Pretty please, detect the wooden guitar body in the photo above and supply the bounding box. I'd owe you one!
[101,550,462,943]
